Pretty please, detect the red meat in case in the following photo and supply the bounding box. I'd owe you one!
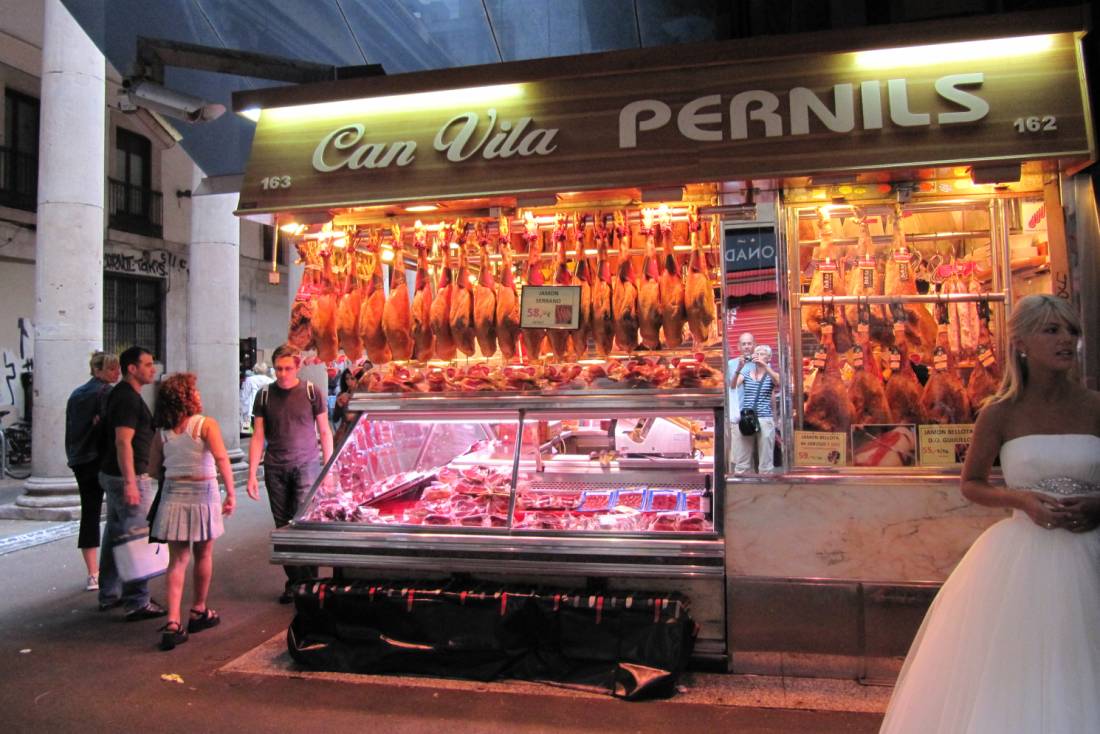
[616,489,646,510]
[646,490,683,512]
[677,513,709,532]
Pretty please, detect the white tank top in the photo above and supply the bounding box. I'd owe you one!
[161,415,216,479]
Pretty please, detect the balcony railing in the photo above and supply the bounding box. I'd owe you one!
[108,177,162,238]
[0,146,38,212]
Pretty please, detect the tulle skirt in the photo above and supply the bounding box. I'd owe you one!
[150,478,224,543]
[880,512,1100,733]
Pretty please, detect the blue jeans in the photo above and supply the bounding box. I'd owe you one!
[98,473,154,611]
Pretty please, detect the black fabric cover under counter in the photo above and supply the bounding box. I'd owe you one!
[287,579,696,700]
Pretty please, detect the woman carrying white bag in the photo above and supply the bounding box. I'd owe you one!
[147,373,236,651]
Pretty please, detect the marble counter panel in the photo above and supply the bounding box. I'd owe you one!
[724,481,1010,583]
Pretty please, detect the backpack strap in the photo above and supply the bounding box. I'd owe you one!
[190,415,206,439]
[306,381,315,402]
[260,385,269,411]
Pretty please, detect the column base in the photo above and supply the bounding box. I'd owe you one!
[0,474,82,520]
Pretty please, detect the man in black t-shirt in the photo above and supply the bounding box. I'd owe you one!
[97,346,167,621]
[247,344,333,603]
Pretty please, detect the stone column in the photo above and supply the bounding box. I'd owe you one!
[13,0,106,519]
[188,190,244,468]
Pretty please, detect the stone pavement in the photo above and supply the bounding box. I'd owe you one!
[0,442,888,733]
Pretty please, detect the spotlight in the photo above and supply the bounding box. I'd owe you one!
[121,78,225,123]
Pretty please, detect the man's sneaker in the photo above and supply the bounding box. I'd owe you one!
[98,598,123,612]
[85,575,99,592]
[124,600,168,622]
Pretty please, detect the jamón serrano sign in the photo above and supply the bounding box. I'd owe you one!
[237,32,1091,214]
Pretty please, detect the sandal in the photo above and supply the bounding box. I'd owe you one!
[159,621,188,651]
[187,607,221,634]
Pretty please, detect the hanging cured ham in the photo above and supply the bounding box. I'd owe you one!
[943,264,980,358]
[520,214,547,360]
[335,248,364,361]
[611,211,640,352]
[802,208,851,352]
[637,209,663,350]
[429,230,458,361]
[410,222,434,362]
[358,234,391,364]
[847,311,893,425]
[547,215,575,360]
[884,205,937,362]
[569,214,593,358]
[311,248,339,363]
[920,304,972,424]
[885,314,926,424]
[382,227,413,361]
[450,229,477,357]
[966,300,1001,413]
[472,229,498,358]
[591,218,615,356]
[658,211,686,350]
[288,299,315,352]
[803,312,853,434]
[844,216,888,342]
[684,209,716,346]
[495,220,521,361]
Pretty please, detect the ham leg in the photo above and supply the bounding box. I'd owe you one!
[410,222,434,362]
[658,211,686,350]
[591,219,615,356]
[803,312,853,434]
[358,234,391,364]
[611,211,640,352]
[450,229,477,357]
[310,249,339,362]
[382,228,413,360]
[520,214,547,360]
[495,222,521,361]
[637,208,663,350]
[335,248,364,361]
[684,209,716,346]
[472,231,498,358]
[429,231,458,361]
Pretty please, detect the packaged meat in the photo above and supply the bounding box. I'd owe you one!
[646,489,685,512]
[577,490,618,512]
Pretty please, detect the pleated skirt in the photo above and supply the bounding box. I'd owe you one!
[150,478,224,542]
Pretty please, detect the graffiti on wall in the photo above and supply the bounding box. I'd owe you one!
[104,249,188,278]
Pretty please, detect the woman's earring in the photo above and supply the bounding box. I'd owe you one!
[1019,352,1027,359]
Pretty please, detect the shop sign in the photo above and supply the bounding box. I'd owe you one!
[724,226,778,272]
[238,33,1091,213]
[793,430,848,467]
[918,423,976,466]
[519,285,581,329]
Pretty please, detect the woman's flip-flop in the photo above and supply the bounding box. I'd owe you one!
[187,607,221,633]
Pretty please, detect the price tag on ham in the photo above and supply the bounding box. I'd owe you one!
[519,285,581,329]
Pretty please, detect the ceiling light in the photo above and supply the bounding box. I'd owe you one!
[259,83,524,123]
[405,204,438,213]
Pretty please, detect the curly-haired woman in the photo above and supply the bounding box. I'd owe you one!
[147,373,236,651]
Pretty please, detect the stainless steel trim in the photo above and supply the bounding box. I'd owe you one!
[349,389,725,413]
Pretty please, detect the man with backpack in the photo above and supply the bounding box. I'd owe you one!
[246,343,333,603]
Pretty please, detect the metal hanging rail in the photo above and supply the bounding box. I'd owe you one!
[798,292,1006,306]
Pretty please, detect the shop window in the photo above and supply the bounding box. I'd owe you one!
[103,273,164,361]
[1,89,39,211]
[109,129,162,238]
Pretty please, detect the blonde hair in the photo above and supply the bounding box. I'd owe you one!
[985,294,1081,407]
[89,351,119,376]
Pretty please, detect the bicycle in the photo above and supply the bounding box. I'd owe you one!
[0,410,31,479]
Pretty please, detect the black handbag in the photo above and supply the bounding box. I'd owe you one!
[738,408,760,436]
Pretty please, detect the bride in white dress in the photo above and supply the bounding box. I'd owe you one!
[880,295,1100,733]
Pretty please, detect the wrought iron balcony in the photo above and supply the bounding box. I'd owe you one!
[108,177,162,238]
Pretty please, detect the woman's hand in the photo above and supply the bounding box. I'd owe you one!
[1019,491,1074,530]
[1057,495,1100,533]
[222,492,236,517]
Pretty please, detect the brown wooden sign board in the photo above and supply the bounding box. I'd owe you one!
[237,32,1092,214]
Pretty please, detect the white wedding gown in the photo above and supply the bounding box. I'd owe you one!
[880,434,1100,734]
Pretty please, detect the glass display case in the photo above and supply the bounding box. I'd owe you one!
[278,392,725,579]
[301,400,717,534]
